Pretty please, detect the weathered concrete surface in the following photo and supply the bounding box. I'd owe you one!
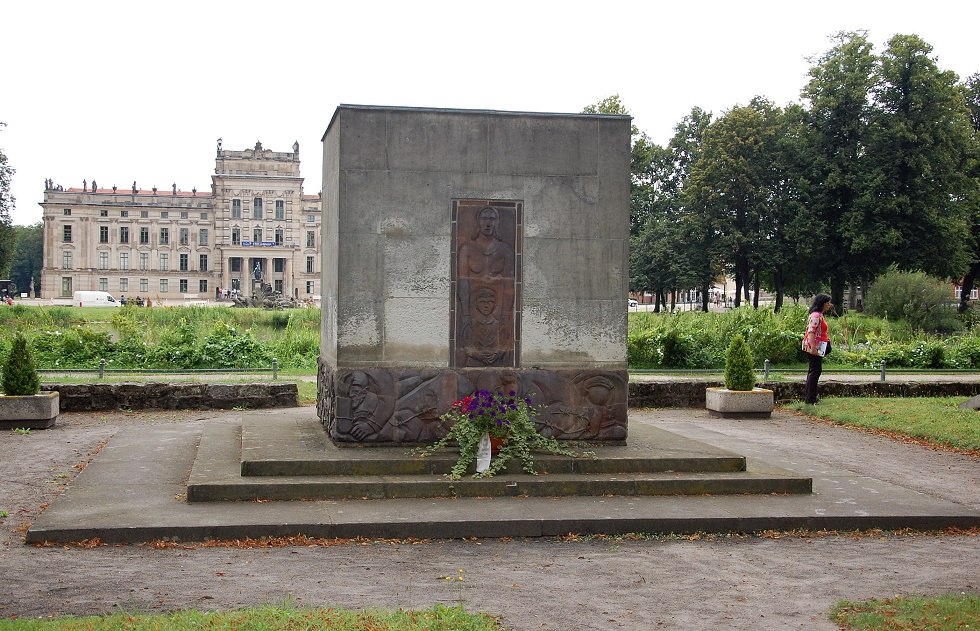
[705,387,774,418]
[0,391,59,429]
[40,382,298,411]
[26,407,978,545]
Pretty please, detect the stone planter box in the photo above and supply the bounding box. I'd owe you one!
[705,387,774,419]
[0,391,60,429]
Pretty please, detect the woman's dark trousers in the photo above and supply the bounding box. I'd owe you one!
[804,353,822,404]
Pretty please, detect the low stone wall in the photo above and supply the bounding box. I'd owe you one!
[628,380,980,408]
[41,382,298,412]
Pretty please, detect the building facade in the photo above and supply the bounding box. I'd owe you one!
[39,141,322,301]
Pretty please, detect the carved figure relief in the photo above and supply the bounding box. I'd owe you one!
[334,371,394,441]
[453,202,519,367]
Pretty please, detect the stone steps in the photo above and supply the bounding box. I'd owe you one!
[186,415,813,503]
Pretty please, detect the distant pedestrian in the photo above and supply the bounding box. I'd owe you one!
[802,293,833,405]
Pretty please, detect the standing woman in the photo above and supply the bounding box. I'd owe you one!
[803,293,833,405]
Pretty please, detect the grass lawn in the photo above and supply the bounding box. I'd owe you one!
[783,397,980,452]
[831,594,980,630]
[0,604,500,630]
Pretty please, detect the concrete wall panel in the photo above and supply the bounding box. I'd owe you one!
[383,234,451,299]
[338,109,388,171]
[522,237,626,301]
[382,296,450,364]
[386,111,488,173]
[520,299,627,367]
[489,117,597,176]
[522,176,600,239]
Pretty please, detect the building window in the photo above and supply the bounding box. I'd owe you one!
[180,211,188,220]
[120,226,129,243]
[63,208,71,216]
[199,254,208,271]
[230,258,241,272]
[62,277,72,296]
[100,209,108,217]
[62,251,72,269]
[160,211,169,219]
[120,252,129,270]
[274,228,283,245]
[139,252,149,271]
[306,281,314,294]
[199,228,208,246]
[99,277,108,291]
[200,212,208,220]
[179,279,188,293]
[231,228,241,245]
[121,210,129,218]
[120,278,129,292]
[179,253,189,272]
[140,278,148,292]
[253,197,262,219]
[63,225,72,242]
[99,225,109,243]
[179,228,189,245]
[253,227,262,242]
[199,279,208,293]
[307,231,315,248]
[160,253,169,271]
[307,214,315,223]
[160,279,168,293]
[306,256,315,273]
[274,258,284,273]
[98,252,108,270]
[160,228,169,245]
[274,279,283,293]
[275,200,284,220]
[140,210,149,218]
[140,227,149,244]
[231,199,241,219]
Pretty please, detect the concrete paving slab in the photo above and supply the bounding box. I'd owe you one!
[26,407,980,544]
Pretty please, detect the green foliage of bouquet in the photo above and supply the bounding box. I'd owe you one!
[418,389,579,480]
[2,334,41,396]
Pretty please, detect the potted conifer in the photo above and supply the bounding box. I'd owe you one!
[705,334,774,418]
[0,335,59,429]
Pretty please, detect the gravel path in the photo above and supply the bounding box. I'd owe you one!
[1,407,977,630]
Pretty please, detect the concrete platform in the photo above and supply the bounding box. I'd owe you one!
[185,417,811,501]
[26,407,980,544]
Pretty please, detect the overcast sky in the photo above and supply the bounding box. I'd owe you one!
[2,0,977,226]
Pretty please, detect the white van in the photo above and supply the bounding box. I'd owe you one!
[72,290,122,308]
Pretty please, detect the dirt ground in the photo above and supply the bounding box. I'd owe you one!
[1,407,978,630]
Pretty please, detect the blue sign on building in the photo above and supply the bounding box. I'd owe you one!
[241,241,276,247]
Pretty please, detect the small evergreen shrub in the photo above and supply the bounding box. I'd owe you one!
[724,334,756,391]
[2,335,41,396]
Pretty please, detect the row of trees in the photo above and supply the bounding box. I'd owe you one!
[0,123,16,283]
[593,32,980,315]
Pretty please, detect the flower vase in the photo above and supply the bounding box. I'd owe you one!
[489,435,506,456]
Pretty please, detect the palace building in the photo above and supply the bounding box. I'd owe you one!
[39,140,322,301]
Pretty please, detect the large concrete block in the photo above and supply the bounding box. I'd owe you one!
[521,299,627,367]
[522,176,601,240]
[382,296,450,363]
[386,110,488,173]
[489,116,598,176]
[383,234,451,299]
[336,108,388,171]
[522,237,627,300]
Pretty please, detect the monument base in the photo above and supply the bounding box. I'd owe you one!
[317,359,627,443]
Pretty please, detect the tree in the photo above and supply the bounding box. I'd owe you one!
[9,222,43,296]
[801,31,878,315]
[868,34,974,279]
[0,123,16,278]
[957,73,980,312]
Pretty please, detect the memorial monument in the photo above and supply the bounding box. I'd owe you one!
[318,105,630,443]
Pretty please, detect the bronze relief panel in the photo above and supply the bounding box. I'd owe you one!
[451,200,521,368]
